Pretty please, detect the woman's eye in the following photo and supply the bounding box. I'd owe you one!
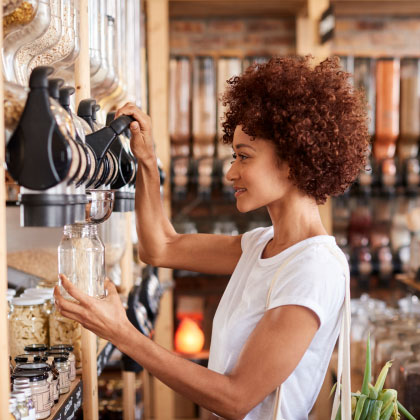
[230,153,248,164]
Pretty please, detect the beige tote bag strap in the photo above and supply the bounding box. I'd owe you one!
[266,243,351,420]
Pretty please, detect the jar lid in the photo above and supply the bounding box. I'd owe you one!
[12,297,44,306]
[12,370,49,382]
[54,356,69,363]
[14,355,30,363]
[33,355,48,363]
[47,351,70,357]
[24,287,54,294]
[24,344,48,353]
[50,344,74,352]
[22,290,53,299]
[15,362,51,373]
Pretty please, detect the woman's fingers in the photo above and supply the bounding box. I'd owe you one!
[58,274,95,306]
[104,278,118,297]
[115,103,152,133]
[54,285,85,321]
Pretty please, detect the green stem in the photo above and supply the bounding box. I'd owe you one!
[397,400,416,420]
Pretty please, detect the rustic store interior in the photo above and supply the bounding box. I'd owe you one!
[2,0,420,419]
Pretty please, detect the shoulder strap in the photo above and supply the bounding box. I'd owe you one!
[266,242,352,420]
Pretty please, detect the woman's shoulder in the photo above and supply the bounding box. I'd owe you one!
[241,225,273,252]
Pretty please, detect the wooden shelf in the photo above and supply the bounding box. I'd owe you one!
[169,0,420,18]
[169,0,306,18]
[395,273,420,293]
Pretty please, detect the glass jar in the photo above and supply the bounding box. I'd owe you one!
[50,344,76,381]
[3,0,51,84]
[4,1,25,16]
[92,0,118,98]
[22,290,54,317]
[14,363,54,409]
[4,81,27,141]
[58,223,106,299]
[29,0,76,72]
[53,356,70,394]
[9,298,49,361]
[15,0,62,85]
[12,371,51,419]
[90,0,109,89]
[10,391,30,420]
[98,211,126,272]
[88,0,101,77]
[49,306,82,367]
[12,386,36,420]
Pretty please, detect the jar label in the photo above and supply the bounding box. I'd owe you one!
[59,371,70,390]
[33,386,51,415]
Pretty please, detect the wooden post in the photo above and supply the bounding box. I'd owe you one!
[0,5,11,419]
[123,371,136,420]
[296,0,333,235]
[121,212,136,420]
[75,1,99,419]
[146,0,175,419]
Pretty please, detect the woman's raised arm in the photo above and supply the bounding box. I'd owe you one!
[115,103,242,275]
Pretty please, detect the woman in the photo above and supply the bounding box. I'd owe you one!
[55,56,369,419]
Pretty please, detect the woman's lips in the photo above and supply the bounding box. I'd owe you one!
[234,188,247,198]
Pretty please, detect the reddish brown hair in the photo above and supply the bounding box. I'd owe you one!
[221,55,370,204]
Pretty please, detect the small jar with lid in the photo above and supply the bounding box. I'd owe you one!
[15,354,31,366]
[12,383,36,420]
[10,390,30,420]
[9,298,49,361]
[14,363,54,409]
[53,355,70,394]
[9,397,21,420]
[24,344,48,359]
[50,344,76,381]
[11,371,51,419]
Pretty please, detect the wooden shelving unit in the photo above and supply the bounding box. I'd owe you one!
[395,273,420,293]
[0,1,138,419]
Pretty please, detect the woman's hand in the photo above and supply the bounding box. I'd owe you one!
[115,102,155,163]
[54,275,131,344]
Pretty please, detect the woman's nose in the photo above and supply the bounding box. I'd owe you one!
[225,161,238,182]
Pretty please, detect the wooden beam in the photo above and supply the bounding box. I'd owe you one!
[75,2,99,419]
[296,0,333,235]
[146,0,175,419]
[0,4,11,420]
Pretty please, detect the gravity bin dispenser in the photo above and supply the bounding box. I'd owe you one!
[6,66,135,227]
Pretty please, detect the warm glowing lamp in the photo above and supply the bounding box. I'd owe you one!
[175,317,205,354]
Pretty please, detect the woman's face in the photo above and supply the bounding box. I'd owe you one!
[226,125,294,213]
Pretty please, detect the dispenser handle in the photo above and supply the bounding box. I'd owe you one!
[109,115,135,135]
[77,98,97,117]
[48,78,64,100]
[59,86,76,108]
[29,66,54,89]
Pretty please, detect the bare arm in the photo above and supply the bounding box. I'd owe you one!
[56,278,320,420]
[115,103,242,275]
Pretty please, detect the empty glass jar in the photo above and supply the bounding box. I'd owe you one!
[58,223,106,299]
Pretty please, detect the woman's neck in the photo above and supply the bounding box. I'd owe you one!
[263,194,328,258]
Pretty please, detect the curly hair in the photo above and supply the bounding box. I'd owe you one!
[221,55,370,204]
